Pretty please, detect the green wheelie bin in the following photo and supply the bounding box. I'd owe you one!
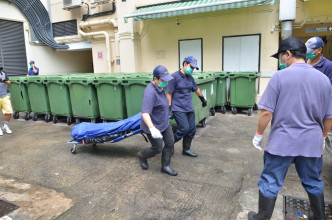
[10,76,31,120]
[24,76,52,122]
[93,74,127,121]
[212,72,229,114]
[65,75,99,123]
[229,72,258,116]
[43,76,73,125]
[121,74,152,118]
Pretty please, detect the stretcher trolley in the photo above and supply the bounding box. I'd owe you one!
[68,113,147,154]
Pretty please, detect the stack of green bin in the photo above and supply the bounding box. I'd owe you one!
[93,74,127,121]
[43,76,73,125]
[121,74,152,118]
[10,76,31,120]
[65,75,99,123]
[212,72,229,114]
[24,76,52,122]
[229,72,258,116]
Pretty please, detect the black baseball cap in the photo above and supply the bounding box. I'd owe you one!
[271,37,306,59]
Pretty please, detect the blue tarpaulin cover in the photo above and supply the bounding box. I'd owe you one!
[71,113,142,140]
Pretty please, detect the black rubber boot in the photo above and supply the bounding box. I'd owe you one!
[137,152,148,170]
[161,150,178,176]
[182,136,197,157]
[308,193,325,220]
[248,191,276,220]
[171,134,181,155]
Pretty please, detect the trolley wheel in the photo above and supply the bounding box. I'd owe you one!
[247,108,253,116]
[221,106,227,114]
[45,114,51,123]
[24,112,30,121]
[75,118,80,124]
[13,112,19,119]
[210,108,216,116]
[66,116,72,125]
[91,118,96,123]
[53,115,58,124]
[253,103,258,110]
[200,118,207,127]
[231,107,237,115]
[33,113,38,121]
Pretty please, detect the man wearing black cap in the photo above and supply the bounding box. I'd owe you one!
[27,61,39,76]
[167,56,207,158]
[249,37,332,220]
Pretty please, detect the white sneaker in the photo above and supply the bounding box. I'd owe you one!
[0,128,3,136]
[2,126,12,134]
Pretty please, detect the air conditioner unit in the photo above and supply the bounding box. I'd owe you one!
[63,0,82,10]
[93,0,110,4]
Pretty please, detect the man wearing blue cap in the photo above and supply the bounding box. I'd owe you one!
[27,61,39,76]
[305,36,332,85]
[167,56,207,157]
[137,65,178,176]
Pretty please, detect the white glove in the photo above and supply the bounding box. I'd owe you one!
[323,136,327,150]
[252,133,263,151]
[149,126,163,139]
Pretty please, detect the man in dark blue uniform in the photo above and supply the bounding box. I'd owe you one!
[27,61,39,76]
[167,56,207,157]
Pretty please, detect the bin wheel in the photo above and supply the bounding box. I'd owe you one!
[210,108,216,116]
[200,118,207,127]
[33,113,38,121]
[231,107,237,115]
[66,116,72,125]
[247,108,253,116]
[221,106,227,114]
[91,118,96,123]
[75,118,80,124]
[253,103,258,111]
[45,114,51,123]
[13,112,19,119]
[24,112,30,121]
[53,115,57,124]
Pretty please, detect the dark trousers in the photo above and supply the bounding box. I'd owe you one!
[173,111,196,140]
[258,151,324,198]
[141,125,174,158]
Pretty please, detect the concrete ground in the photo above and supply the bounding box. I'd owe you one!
[0,110,331,220]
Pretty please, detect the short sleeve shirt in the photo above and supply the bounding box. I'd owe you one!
[140,82,170,134]
[259,63,332,157]
[167,70,198,112]
[313,55,332,85]
[28,67,39,76]
[0,71,9,98]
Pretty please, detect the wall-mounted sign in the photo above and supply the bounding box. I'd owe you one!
[306,27,332,33]
[98,52,103,59]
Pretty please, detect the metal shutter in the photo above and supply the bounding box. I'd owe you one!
[0,19,28,76]
[53,20,78,38]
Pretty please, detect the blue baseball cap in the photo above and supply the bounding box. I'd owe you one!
[153,65,173,81]
[184,56,199,70]
[305,37,324,53]
[29,61,35,65]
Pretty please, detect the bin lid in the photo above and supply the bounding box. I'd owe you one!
[192,73,215,84]
[229,72,258,79]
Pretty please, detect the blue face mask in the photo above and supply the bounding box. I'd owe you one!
[185,67,193,75]
[306,51,316,60]
[158,81,168,88]
[279,59,287,70]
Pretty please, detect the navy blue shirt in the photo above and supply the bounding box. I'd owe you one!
[28,67,39,76]
[167,70,198,112]
[313,55,332,85]
[140,82,170,133]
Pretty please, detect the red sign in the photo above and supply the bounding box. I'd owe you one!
[98,52,103,59]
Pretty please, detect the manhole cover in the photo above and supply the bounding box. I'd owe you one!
[283,196,332,219]
[0,199,19,217]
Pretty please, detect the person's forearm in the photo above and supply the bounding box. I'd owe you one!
[323,118,332,136]
[256,109,273,134]
[195,88,203,97]
[167,92,172,106]
[142,113,154,129]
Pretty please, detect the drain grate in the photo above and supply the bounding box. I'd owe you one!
[283,195,332,219]
[0,199,19,217]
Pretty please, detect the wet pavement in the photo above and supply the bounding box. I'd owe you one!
[0,110,331,219]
